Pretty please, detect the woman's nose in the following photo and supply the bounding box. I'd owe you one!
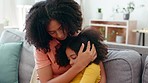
[56,30,63,38]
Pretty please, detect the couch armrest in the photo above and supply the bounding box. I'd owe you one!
[142,56,148,83]
[104,49,141,83]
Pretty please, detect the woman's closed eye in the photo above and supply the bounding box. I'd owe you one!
[49,31,56,34]
[48,26,62,35]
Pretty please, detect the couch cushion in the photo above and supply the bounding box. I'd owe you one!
[142,55,148,83]
[0,29,35,83]
[0,29,24,44]
[0,42,22,83]
[19,40,35,83]
[104,48,141,83]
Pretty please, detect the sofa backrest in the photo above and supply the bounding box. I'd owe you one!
[0,29,35,83]
[106,42,148,56]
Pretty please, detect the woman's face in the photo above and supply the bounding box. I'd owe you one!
[66,47,77,66]
[47,20,67,40]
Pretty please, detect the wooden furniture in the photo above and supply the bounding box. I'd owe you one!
[133,29,148,46]
[89,20,137,45]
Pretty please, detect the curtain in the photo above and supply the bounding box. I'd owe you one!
[0,0,18,26]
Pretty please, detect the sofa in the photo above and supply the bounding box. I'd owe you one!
[0,29,35,83]
[106,43,148,83]
[0,28,148,83]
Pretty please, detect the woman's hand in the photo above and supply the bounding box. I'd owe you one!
[75,41,97,70]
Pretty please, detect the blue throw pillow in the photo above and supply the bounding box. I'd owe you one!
[0,42,22,83]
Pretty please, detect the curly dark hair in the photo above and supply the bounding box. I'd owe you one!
[56,28,108,67]
[25,0,82,53]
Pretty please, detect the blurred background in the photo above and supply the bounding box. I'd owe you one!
[0,0,148,45]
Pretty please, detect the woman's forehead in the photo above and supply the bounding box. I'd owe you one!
[48,20,61,31]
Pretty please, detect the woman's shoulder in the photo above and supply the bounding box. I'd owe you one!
[34,39,60,54]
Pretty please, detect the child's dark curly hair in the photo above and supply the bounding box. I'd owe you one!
[25,0,82,53]
[56,28,108,67]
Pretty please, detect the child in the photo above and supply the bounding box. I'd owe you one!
[56,28,107,83]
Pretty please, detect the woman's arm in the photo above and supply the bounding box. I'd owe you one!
[38,41,96,83]
[98,61,106,83]
[37,65,53,83]
[37,63,83,83]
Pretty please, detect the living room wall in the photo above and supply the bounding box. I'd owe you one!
[0,0,18,26]
[82,0,148,46]
[0,0,148,46]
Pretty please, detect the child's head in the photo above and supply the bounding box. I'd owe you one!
[55,28,108,67]
[66,28,108,66]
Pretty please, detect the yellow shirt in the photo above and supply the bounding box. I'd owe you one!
[70,63,101,83]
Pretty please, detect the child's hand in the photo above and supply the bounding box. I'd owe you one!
[75,41,97,70]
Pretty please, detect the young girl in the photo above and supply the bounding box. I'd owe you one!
[56,28,108,83]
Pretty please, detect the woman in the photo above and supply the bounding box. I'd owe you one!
[25,0,106,83]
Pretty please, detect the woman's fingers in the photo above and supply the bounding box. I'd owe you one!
[76,42,97,69]
[78,41,97,62]
[78,43,84,54]
[90,44,97,61]
[91,44,96,54]
[86,41,90,51]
